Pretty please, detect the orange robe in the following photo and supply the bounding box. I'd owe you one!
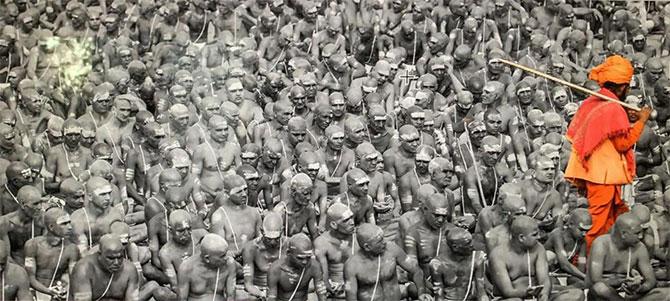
[565,89,647,251]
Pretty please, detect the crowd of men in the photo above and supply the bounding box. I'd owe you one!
[0,0,670,300]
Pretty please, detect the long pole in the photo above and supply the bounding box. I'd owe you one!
[498,59,641,111]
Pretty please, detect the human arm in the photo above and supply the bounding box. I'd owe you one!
[15,266,34,301]
[45,149,60,191]
[159,248,178,290]
[588,237,625,287]
[147,219,162,269]
[242,244,264,298]
[343,258,358,301]
[534,245,552,301]
[307,208,319,241]
[632,245,657,295]
[612,107,651,152]
[24,239,57,295]
[551,233,586,279]
[125,265,140,301]
[71,262,92,301]
[464,169,484,214]
[311,259,328,301]
[395,244,428,297]
[124,150,146,206]
[225,260,236,301]
[177,259,191,301]
[266,263,279,301]
[489,247,527,298]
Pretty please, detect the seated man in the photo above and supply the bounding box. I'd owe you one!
[544,208,592,288]
[588,213,670,301]
[25,207,79,300]
[178,234,237,301]
[344,223,431,301]
[490,216,584,301]
[267,233,327,301]
[273,173,319,240]
[159,210,208,295]
[0,241,31,299]
[70,234,139,300]
[242,212,286,300]
[405,192,456,277]
[71,177,124,255]
[429,228,487,301]
[314,203,357,299]
[0,185,44,264]
[210,174,262,256]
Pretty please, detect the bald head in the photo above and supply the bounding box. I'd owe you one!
[99,234,124,254]
[85,176,111,195]
[356,223,384,246]
[510,215,539,239]
[159,168,182,185]
[288,233,313,254]
[398,124,419,138]
[288,116,307,131]
[60,178,84,194]
[499,183,526,214]
[568,208,592,229]
[169,209,192,228]
[224,174,246,191]
[201,233,229,255]
[44,207,69,232]
[631,204,651,224]
[262,212,283,238]
[290,173,313,190]
[447,227,472,244]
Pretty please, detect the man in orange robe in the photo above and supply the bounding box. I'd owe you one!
[565,55,652,252]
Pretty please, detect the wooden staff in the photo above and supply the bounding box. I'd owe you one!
[498,59,641,111]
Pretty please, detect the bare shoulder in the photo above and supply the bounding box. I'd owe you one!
[7,262,28,282]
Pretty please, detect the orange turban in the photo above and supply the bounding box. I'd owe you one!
[588,55,634,86]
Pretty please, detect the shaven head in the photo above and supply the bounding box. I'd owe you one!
[417,184,438,205]
[262,211,283,238]
[201,233,229,256]
[398,124,419,138]
[355,223,385,255]
[60,178,84,194]
[288,233,313,254]
[631,204,651,225]
[510,216,536,239]
[169,209,192,228]
[99,234,124,254]
[290,173,312,190]
[498,183,526,215]
[223,174,246,192]
[17,184,40,202]
[288,116,307,132]
[90,160,113,178]
[346,168,368,186]
[25,152,43,171]
[159,168,182,185]
[43,207,70,234]
[326,202,354,226]
[566,208,592,239]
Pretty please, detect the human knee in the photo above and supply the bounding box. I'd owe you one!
[590,282,612,298]
[552,288,584,301]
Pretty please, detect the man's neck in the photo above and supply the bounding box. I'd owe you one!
[45,233,63,246]
[531,178,550,192]
[509,239,527,255]
[329,229,350,241]
[87,203,106,217]
[611,233,629,251]
[398,147,413,159]
[430,179,446,190]
[326,145,342,156]
[17,209,33,223]
[64,143,79,152]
